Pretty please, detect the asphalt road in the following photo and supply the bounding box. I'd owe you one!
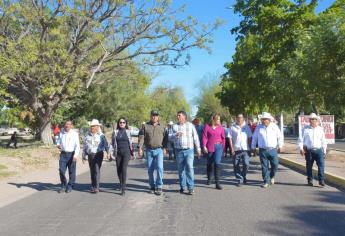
[0,157,344,236]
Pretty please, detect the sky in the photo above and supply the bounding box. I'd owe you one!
[148,0,335,116]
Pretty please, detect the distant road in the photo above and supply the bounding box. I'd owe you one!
[285,136,345,151]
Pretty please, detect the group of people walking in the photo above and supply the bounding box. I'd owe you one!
[55,110,327,196]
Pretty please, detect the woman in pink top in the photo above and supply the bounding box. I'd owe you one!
[202,114,226,190]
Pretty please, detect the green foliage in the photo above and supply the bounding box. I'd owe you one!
[0,0,218,143]
[150,86,190,124]
[196,73,231,123]
[220,0,345,122]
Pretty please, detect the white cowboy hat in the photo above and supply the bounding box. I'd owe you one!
[309,113,319,120]
[168,121,174,125]
[260,112,273,121]
[89,119,101,126]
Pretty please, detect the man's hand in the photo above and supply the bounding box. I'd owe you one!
[163,149,168,156]
[231,150,235,156]
[300,149,305,156]
[176,131,183,138]
[57,145,61,149]
[73,156,78,162]
[138,148,143,157]
[197,150,202,159]
[203,147,208,154]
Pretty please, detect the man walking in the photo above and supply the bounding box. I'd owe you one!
[251,112,283,188]
[173,111,201,195]
[7,131,18,149]
[138,110,168,196]
[56,120,80,193]
[298,113,327,187]
[229,114,252,186]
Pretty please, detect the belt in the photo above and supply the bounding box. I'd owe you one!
[61,151,74,154]
[147,146,162,150]
[214,142,222,145]
[259,147,276,151]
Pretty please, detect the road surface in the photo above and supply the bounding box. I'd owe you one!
[0,157,344,236]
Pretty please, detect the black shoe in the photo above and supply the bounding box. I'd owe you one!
[155,188,162,196]
[216,184,223,190]
[188,189,195,195]
[206,180,211,185]
[179,188,185,194]
[58,186,66,193]
[243,178,247,185]
[319,180,325,187]
[307,180,313,186]
[149,187,155,194]
[65,186,72,193]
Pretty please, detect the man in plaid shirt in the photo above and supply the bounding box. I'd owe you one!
[172,110,201,195]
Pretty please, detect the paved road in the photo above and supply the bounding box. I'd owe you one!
[0,157,345,236]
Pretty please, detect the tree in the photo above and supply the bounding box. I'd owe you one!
[150,86,190,123]
[196,73,231,123]
[219,0,318,114]
[0,0,220,144]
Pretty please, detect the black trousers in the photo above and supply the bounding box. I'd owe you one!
[116,149,130,187]
[88,152,104,189]
[224,138,232,157]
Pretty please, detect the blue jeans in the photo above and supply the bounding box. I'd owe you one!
[207,143,223,182]
[146,148,164,189]
[305,149,325,181]
[59,152,76,188]
[176,149,195,190]
[233,150,250,183]
[259,149,279,184]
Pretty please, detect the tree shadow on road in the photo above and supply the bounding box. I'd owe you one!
[258,205,345,235]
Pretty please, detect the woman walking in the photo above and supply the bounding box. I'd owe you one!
[110,117,133,196]
[82,119,109,194]
[202,114,226,190]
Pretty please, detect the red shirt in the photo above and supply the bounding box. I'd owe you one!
[202,124,226,152]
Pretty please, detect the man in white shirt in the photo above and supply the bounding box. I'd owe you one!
[251,112,283,188]
[298,113,327,187]
[56,120,80,193]
[229,113,252,186]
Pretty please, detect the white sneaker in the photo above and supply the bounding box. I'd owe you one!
[261,183,269,188]
[270,178,275,185]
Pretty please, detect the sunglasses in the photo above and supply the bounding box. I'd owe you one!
[119,121,126,124]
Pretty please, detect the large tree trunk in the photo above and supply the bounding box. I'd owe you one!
[39,120,53,145]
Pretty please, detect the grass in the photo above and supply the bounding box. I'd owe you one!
[0,164,16,179]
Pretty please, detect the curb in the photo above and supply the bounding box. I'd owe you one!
[279,156,345,191]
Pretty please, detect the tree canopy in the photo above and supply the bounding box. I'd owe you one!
[219,0,345,121]
[0,0,219,143]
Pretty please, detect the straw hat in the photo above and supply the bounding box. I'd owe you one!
[260,112,274,121]
[89,119,101,126]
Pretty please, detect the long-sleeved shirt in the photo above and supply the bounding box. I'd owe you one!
[138,122,168,149]
[82,131,109,159]
[251,123,283,150]
[202,124,225,152]
[173,122,201,151]
[229,122,252,151]
[56,129,80,156]
[298,125,327,153]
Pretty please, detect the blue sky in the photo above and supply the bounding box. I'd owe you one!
[149,0,335,115]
